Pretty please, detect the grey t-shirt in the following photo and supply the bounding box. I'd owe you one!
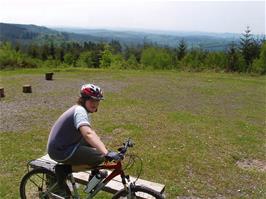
[47,105,91,161]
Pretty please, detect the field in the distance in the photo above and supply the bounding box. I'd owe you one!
[0,68,265,198]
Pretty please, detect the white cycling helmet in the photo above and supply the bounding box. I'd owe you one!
[80,84,104,100]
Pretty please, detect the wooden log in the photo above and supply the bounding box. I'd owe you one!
[22,85,32,93]
[45,72,54,80]
[0,87,5,97]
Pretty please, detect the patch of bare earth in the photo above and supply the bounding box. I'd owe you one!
[0,74,129,133]
[236,159,266,172]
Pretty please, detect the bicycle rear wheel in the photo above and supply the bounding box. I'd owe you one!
[112,185,164,199]
[19,167,71,199]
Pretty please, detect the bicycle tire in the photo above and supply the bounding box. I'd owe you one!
[112,185,165,199]
[19,167,71,199]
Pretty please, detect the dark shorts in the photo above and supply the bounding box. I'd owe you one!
[62,139,105,166]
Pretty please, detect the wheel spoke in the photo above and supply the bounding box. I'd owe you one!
[29,174,44,189]
[20,168,61,199]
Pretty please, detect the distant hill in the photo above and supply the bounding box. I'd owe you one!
[0,22,102,45]
[0,22,242,51]
[0,22,65,44]
[54,27,242,50]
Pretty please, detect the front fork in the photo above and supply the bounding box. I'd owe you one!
[121,172,136,199]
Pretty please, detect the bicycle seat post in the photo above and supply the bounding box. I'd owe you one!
[68,173,79,197]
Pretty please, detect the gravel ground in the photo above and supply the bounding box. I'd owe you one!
[0,73,129,133]
[236,159,266,172]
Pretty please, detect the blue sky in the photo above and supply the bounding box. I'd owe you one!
[0,0,265,34]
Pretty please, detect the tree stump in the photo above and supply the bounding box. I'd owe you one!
[23,85,32,93]
[45,72,54,80]
[0,87,5,97]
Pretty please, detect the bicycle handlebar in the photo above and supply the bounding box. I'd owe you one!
[119,138,134,154]
[116,138,134,160]
[105,138,134,162]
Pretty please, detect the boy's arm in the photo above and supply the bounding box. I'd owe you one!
[79,125,108,155]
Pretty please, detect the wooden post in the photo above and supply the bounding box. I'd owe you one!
[23,85,32,93]
[45,72,54,80]
[0,87,4,97]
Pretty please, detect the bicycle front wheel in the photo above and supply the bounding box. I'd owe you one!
[19,167,70,199]
[112,185,164,199]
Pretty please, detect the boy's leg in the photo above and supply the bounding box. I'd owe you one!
[64,145,105,170]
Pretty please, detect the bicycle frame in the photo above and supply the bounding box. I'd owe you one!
[20,139,158,199]
[70,161,128,199]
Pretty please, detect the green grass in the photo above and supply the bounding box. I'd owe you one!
[0,68,265,198]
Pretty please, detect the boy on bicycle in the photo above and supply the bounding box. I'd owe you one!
[47,84,120,187]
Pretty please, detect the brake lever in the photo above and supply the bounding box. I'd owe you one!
[128,140,134,147]
[118,147,124,152]
[119,153,124,160]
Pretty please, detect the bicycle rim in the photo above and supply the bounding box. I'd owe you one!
[20,168,70,199]
[112,185,164,199]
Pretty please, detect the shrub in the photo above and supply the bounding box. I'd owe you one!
[100,45,112,68]
[76,51,93,68]
[64,53,77,66]
[110,54,126,69]
[251,42,266,74]
[0,42,38,69]
[180,49,207,71]
[141,47,173,69]
[126,54,141,69]
[204,52,227,71]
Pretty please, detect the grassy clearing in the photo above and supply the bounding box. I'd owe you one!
[0,68,265,198]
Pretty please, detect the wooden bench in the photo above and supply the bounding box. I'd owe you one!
[29,154,165,195]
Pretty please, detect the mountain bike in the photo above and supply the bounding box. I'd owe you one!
[19,138,165,199]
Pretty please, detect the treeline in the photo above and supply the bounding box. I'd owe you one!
[0,27,265,74]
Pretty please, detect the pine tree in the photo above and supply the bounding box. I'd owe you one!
[14,42,21,52]
[41,44,49,60]
[59,48,65,62]
[28,43,38,58]
[91,50,101,68]
[177,39,187,60]
[239,26,261,71]
[226,42,239,72]
[49,42,55,59]
[109,40,122,54]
